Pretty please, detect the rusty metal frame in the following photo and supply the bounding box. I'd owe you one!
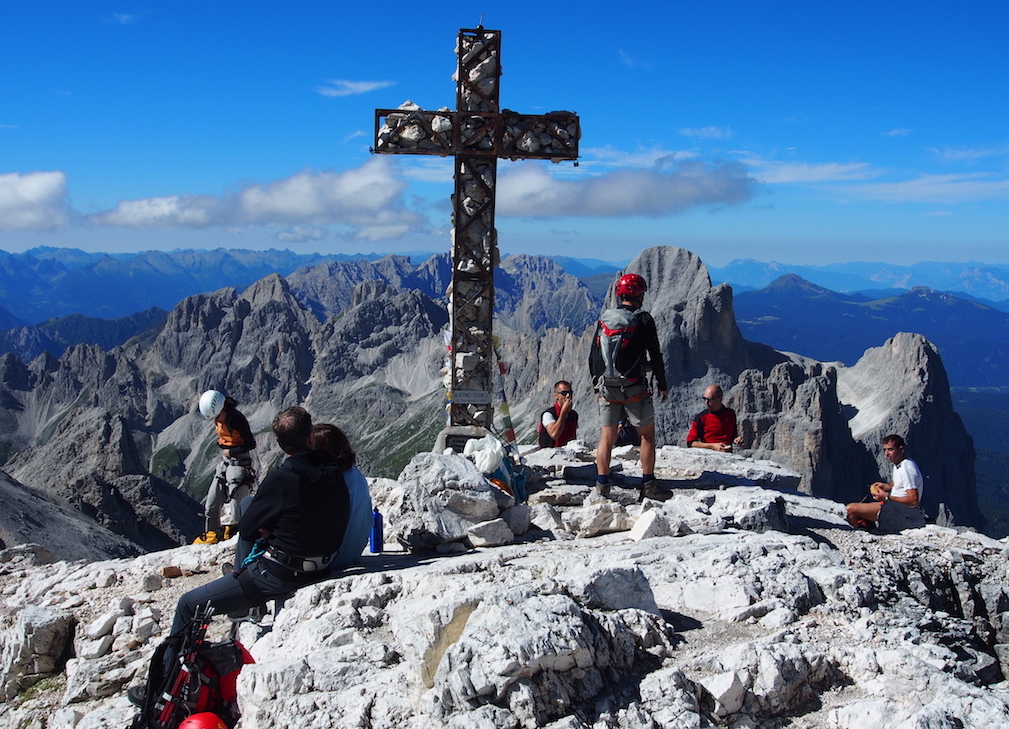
[371,26,579,429]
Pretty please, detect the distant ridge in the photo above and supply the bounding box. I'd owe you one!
[0,307,169,361]
[712,258,1009,303]
[735,274,1009,387]
[0,247,388,322]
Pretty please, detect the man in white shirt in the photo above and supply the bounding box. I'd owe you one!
[847,434,926,531]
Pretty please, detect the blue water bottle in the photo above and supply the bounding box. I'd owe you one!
[369,508,383,553]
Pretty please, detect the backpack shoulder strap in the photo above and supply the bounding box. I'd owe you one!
[693,411,707,442]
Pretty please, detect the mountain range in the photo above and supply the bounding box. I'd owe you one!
[1,245,1005,729]
[0,245,989,564]
[732,274,1009,388]
[709,259,1009,306]
[6,246,1009,324]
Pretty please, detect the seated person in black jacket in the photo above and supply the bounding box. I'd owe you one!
[170,406,350,637]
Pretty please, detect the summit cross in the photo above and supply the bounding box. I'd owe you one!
[373,27,580,430]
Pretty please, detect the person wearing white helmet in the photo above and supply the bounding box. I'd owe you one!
[195,390,257,544]
[170,406,351,637]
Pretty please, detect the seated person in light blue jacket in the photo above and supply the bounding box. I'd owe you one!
[313,423,373,574]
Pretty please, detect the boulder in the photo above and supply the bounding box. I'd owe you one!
[0,607,75,701]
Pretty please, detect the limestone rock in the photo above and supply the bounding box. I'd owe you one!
[837,332,981,525]
[0,607,75,701]
[468,518,514,547]
[385,453,512,550]
[2,474,1009,727]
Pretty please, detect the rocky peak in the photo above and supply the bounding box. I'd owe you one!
[837,332,980,525]
[0,244,985,561]
[1,446,1007,728]
[496,254,599,333]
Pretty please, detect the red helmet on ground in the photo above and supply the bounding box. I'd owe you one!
[179,713,228,729]
[615,273,647,299]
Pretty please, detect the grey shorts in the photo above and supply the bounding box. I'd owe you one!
[597,383,654,428]
[876,501,927,533]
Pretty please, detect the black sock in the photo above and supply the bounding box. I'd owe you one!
[642,473,654,483]
[597,474,610,485]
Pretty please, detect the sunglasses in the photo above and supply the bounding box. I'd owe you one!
[556,390,573,396]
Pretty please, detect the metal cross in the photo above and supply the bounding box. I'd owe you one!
[373,27,580,431]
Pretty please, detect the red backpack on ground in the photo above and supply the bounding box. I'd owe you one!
[130,605,254,729]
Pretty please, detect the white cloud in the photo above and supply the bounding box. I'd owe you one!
[0,171,69,231]
[618,50,652,70]
[584,146,697,169]
[848,173,1009,204]
[87,158,426,238]
[883,128,913,137]
[930,145,1009,162]
[737,155,878,183]
[680,126,733,140]
[497,160,755,218]
[316,80,396,98]
[276,225,328,243]
[105,12,142,25]
[397,157,454,184]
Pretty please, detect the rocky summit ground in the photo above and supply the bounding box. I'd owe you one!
[2,442,1009,729]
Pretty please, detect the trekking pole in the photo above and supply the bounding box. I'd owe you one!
[156,603,214,726]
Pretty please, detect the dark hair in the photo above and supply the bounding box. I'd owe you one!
[882,434,906,449]
[273,406,313,454]
[554,380,571,391]
[223,396,238,411]
[313,423,356,471]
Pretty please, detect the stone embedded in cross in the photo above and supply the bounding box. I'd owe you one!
[373,27,580,429]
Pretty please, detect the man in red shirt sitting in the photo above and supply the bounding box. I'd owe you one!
[686,385,744,452]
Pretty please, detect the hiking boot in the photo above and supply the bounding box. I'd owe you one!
[594,482,611,498]
[640,480,670,502]
[193,531,219,545]
[127,685,147,707]
[222,525,237,540]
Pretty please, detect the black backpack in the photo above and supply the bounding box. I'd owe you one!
[594,307,644,388]
[129,604,253,729]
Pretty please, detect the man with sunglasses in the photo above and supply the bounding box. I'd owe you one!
[687,385,743,452]
[538,380,579,447]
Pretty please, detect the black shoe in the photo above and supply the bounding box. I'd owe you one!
[640,480,670,502]
[127,685,147,707]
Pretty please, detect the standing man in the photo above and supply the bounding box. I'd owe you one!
[589,273,669,501]
[687,385,744,452]
[846,434,926,531]
[539,380,579,447]
[171,406,350,636]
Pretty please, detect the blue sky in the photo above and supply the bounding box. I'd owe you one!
[2,1,1007,266]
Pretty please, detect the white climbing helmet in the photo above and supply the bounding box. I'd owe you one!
[198,390,226,419]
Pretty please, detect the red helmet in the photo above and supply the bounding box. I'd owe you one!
[615,273,647,299]
[179,714,228,729]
